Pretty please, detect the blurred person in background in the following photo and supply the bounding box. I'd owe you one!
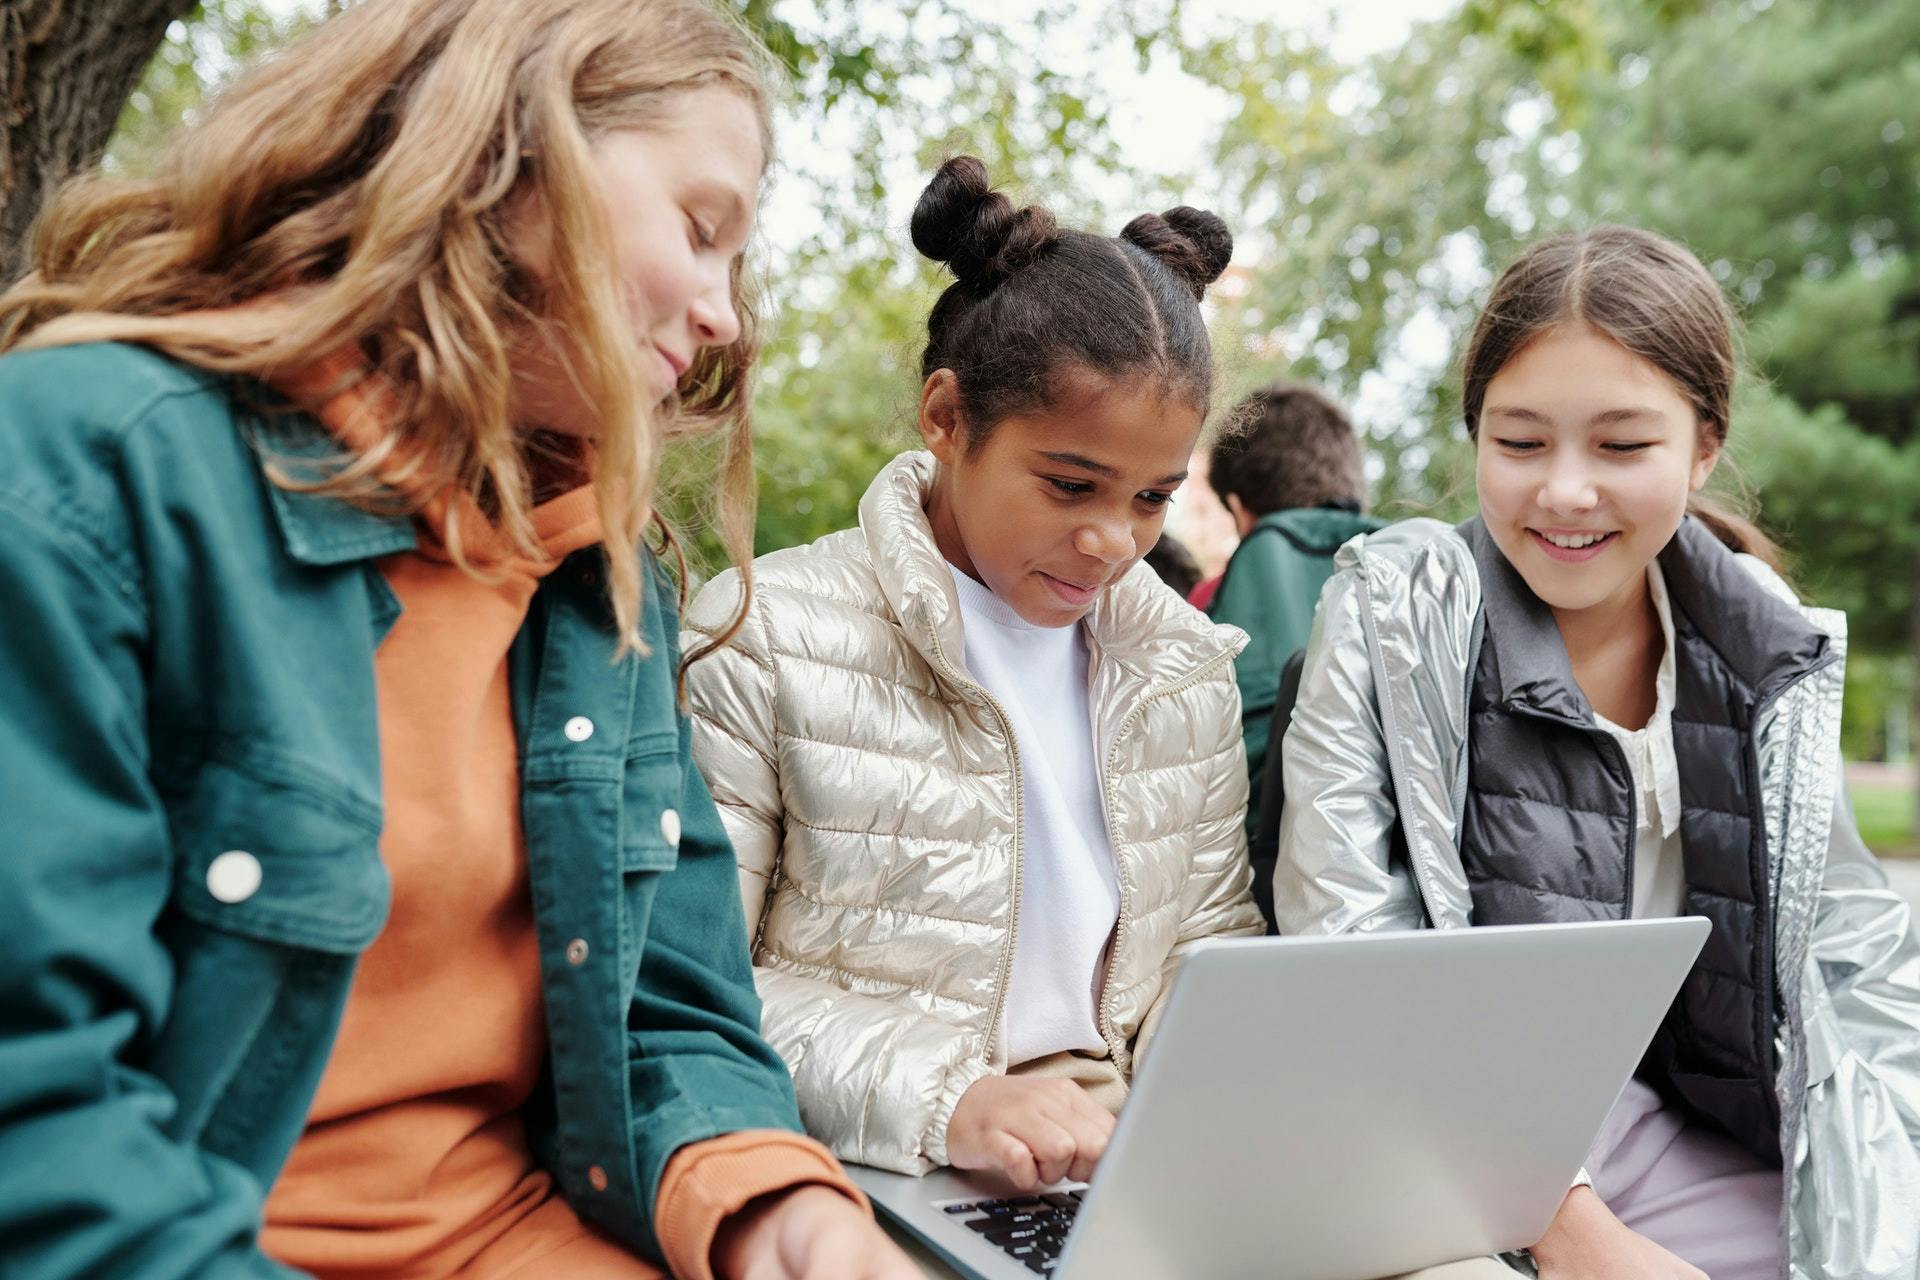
[1206,382,1385,836]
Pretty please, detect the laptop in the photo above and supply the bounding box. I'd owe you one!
[852,917,1710,1280]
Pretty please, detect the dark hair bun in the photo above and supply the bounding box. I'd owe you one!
[911,155,1058,289]
[1120,207,1233,298]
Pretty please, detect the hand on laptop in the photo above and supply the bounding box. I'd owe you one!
[1529,1186,1706,1279]
[713,1184,922,1280]
[946,1075,1116,1191]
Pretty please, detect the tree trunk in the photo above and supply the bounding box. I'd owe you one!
[0,0,197,283]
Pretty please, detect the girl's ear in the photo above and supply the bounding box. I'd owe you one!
[918,369,968,464]
[1691,420,1723,492]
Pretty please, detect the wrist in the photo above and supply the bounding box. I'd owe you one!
[712,1184,850,1277]
[1531,1185,1609,1265]
[943,1074,998,1160]
[711,1187,783,1276]
[930,1062,995,1167]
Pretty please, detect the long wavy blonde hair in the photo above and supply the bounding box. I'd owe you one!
[0,0,769,662]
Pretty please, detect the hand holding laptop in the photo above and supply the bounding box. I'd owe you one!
[1529,1187,1706,1280]
[948,1075,1115,1191]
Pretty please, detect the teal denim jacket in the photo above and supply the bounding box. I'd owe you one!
[0,344,802,1279]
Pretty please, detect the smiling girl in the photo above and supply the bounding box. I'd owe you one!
[0,3,916,1278]
[1273,226,1920,1278]
[682,156,1265,1191]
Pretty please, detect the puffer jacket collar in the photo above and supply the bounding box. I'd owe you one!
[1459,515,1833,724]
[858,450,1242,695]
[1459,517,1589,724]
[1655,518,1833,705]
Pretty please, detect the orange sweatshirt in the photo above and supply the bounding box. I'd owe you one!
[258,354,860,1279]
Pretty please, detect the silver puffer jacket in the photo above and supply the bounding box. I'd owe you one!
[683,451,1264,1174]
[1276,518,1920,1280]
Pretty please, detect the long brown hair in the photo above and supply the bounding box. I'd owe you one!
[0,0,771,661]
[1461,225,1782,573]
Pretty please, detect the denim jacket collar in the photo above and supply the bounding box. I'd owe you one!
[252,414,417,567]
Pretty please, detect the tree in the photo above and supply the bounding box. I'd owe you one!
[1188,16,1543,515]
[0,0,199,279]
[1566,0,1920,651]
[106,0,332,175]
[676,0,1179,565]
[1194,0,1920,800]
[80,1,1165,570]
[1565,0,1920,806]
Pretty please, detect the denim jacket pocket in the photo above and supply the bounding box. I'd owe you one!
[620,736,684,875]
[164,749,390,954]
[147,749,388,1162]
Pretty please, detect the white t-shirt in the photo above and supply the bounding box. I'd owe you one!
[948,566,1121,1063]
[1592,562,1686,921]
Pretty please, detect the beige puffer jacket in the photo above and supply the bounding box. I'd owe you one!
[683,451,1264,1175]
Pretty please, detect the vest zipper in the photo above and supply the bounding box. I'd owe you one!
[1602,732,1638,916]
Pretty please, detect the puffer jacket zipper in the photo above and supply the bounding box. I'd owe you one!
[927,616,1244,1072]
[921,624,1027,1066]
[1093,645,1244,1070]
[1752,660,1836,1170]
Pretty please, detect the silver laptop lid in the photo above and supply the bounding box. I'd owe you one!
[1056,918,1709,1280]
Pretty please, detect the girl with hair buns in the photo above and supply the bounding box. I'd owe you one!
[1274,226,1920,1278]
[683,156,1265,1192]
[0,2,917,1277]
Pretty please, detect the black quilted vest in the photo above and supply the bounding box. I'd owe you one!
[1455,517,1832,1166]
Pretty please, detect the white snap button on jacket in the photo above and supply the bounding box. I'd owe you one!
[587,1165,609,1192]
[659,808,681,848]
[563,716,594,742]
[566,938,589,966]
[206,850,263,904]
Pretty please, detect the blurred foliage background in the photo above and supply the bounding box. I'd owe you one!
[108,0,1918,837]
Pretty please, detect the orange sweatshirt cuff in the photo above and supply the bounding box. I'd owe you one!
[655,1130,869,1280]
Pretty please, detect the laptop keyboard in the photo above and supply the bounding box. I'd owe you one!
[942,1190,1083,1274]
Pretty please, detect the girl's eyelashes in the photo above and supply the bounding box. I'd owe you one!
[686,212,718,250]
[1043,477,1173,508]
[1491,436,1657,455]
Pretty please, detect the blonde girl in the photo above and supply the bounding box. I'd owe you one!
[0,2,915,1277]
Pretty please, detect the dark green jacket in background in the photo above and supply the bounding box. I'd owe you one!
[1207,506,1386,830]
[0,343,803,1279]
